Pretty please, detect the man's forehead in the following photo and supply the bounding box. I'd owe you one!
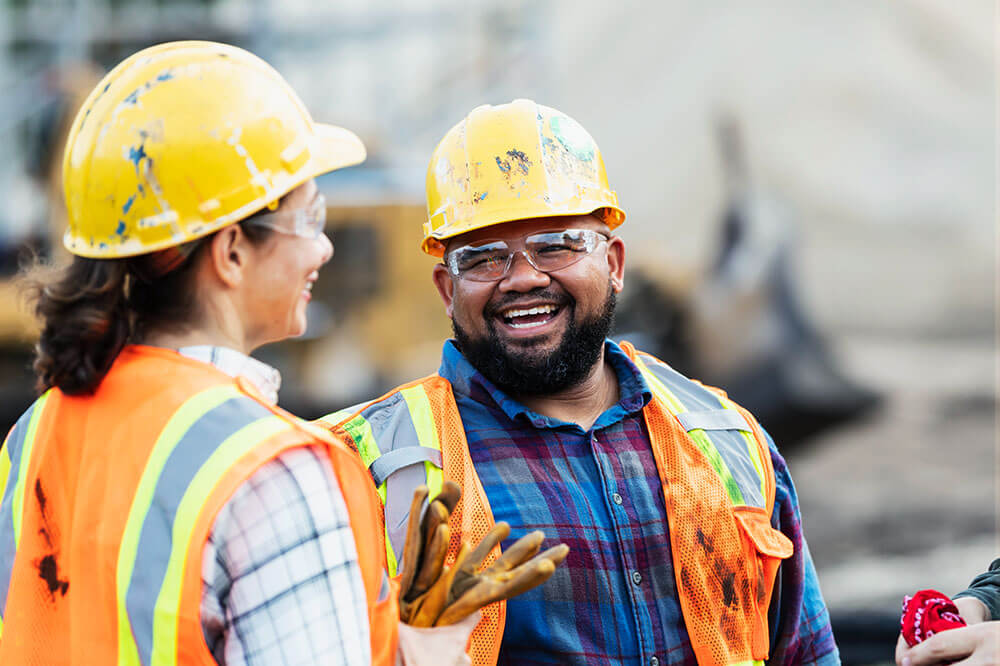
[446,214,608,247]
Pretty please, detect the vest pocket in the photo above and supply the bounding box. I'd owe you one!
[732,506,793,659]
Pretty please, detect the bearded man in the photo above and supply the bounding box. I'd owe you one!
[321,100,840,666]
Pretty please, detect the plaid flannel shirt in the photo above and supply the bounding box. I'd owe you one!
[180,347,370,666]
[439,339,840,666]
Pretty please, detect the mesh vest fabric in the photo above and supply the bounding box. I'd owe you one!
[0,346,397,665]
[326,375,505,666]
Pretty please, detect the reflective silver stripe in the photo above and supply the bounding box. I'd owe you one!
[676,409,751,433]
[0,401,41,616]
[369,447,443,487]
[361,392,434,566]
[126,395,271,665]
[636,353,766,509]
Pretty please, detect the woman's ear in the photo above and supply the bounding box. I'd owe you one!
[207,225,251,288]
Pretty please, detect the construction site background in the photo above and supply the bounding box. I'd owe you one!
[0,2,994,664]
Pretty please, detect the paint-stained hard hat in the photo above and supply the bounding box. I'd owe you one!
[62,40,365,258]
[422,99,625,257]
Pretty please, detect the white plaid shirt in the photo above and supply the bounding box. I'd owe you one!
[179,347,371,665]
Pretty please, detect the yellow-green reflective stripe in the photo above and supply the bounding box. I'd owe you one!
[399,386,443,500]
[0,439,11,501]
[639,366,744,506]
[321,408,355,427]
[341,416,397,573]
[115,384,241,666]
[719,396,766,501]
[11,391,50,547]
[150,415,292,665]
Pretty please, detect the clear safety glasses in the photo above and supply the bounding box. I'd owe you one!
[445,228,610,282]
[245,193,327,240]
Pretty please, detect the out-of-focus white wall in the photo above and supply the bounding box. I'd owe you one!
[543,0,993,336]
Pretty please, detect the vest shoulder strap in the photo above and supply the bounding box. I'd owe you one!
[622,341,776,513]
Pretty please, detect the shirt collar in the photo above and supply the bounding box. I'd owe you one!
[438,338,651,430]
[176,345,282,404]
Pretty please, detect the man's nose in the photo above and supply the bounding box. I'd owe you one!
[499,250,550,291]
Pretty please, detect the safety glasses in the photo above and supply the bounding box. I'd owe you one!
[245,193,327,240]
[445,228,610,282]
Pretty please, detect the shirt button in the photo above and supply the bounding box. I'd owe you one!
[650,658,660,666]
[631,570,642,585]
[612,492,623,505]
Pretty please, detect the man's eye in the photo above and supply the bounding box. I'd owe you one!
[460,252,504,269]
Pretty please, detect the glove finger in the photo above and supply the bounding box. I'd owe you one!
[437,558,556,626]
[530,543,570,568]
[450,522,513,601]
[410,523,450,599]
[431,480,462,514]
[461,522,510,576]
[410,544,469,628]
[420,499,451,553]
[397,485,429,602]
[480,530,544,577]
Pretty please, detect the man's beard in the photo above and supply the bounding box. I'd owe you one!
[453,283,616,397]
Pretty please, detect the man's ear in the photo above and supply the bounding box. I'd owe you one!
[431,263,456,318]
[207,225,252,289]
[606,235,625,293]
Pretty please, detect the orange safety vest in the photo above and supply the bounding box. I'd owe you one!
[323,341,794,666]
[0,345,397,665]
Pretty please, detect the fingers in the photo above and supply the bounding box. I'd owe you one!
[409,544,469,628]
[480,530,545,577]
[531,544,570,568]
[420,497,451,552]
[410,522,450,599]
[397,485,429,602]
[895,632,912,664]
[462,522,511,575]
[449,522,511,600]
[903,623,997,666]
[432,480,462,514]
[436,557,557,626]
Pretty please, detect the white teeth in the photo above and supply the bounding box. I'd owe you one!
[503,305,556,319]
[509,320,547,329]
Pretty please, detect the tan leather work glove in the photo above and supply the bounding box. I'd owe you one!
[397,481,569,628]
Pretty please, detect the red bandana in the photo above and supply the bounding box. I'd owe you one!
[900,589,968,646]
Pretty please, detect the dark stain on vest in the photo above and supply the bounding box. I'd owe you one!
[35,480,53,547]
[695,527,714,553]
[33,480,69,599]
[37,554,69,599]
[719,611,743,647]
[716,560,738,608]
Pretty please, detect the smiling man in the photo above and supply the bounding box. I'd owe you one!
[322,100,839,666]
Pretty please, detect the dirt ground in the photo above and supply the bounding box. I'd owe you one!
[785,333,996,612]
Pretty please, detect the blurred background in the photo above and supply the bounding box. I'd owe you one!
[0,1,994,663]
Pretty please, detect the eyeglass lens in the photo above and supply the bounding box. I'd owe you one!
[449,229,606,281]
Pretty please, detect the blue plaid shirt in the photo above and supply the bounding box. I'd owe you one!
[439,339,840,666]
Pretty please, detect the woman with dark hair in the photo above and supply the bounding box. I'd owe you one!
[0,40,394,666]
[0,41,565,666]
[0,40,399,666]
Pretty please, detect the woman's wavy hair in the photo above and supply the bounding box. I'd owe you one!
[26,220,272,395]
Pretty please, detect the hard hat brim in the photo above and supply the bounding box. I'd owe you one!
[312,123,367,173]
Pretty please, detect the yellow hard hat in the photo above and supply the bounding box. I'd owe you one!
[62,41,366,258]
[422,99,624,257]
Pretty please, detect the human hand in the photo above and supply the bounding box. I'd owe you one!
[397,482,569,627]
[895,620,999,665]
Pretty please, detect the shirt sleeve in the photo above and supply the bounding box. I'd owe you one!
[200,444,371,666]
[762,431,841,666]
[954,558,1000,621]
